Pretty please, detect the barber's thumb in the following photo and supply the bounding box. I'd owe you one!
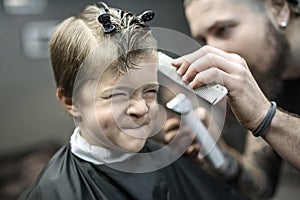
[195,107,210,127]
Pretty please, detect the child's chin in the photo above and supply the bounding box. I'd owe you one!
[121,139,147,153]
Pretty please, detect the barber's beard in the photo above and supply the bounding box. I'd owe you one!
[249,21,290,100]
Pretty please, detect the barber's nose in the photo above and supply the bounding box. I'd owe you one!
[126,97,149,119]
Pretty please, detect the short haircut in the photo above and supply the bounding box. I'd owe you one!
[49,2,157,97]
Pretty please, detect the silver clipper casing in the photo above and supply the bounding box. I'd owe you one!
[166,93,226,169]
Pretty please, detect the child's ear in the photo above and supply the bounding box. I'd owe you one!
[56,88,81,117]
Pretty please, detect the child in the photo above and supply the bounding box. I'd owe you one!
[18,2,246,200]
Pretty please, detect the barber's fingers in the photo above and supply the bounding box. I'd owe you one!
[195,107,210,128]
[186,143,200,155]
[163,108,210,133]
[172,45,248,76]
[183,54,244,85]
[164,129,177,143]
[164,124,197,148]
[171,48,205,74]
[163,117,179,133]
[174,45,247,66]
[188,67,232,89]
[175,55,250,95]
[163,117,180,143]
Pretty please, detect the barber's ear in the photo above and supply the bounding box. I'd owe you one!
[56,88,81,117]
[266,0,290,29]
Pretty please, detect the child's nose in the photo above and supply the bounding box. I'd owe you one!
[126,98,149,119]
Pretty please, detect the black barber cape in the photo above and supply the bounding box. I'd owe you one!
[19,140,247,200]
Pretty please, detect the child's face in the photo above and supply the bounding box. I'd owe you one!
[77,57,159,152]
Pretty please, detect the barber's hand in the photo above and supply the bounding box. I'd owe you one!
[163,107,210,164]
[172,45,271,132]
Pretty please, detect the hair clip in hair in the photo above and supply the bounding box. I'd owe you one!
[138,10,155,22]
[98,13,116,34]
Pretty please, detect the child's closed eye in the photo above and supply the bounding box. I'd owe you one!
[102,92,128,99]
[143,87,159,98]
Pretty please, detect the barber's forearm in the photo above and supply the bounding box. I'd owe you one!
[263,108,300,172]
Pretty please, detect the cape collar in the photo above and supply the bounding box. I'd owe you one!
[70,127,135,165]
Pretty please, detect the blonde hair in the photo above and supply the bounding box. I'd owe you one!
[49,2,157,97]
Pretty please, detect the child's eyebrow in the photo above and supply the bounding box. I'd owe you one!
[104,83,159,93]
[101,86,131,95]
[143,83,159,89]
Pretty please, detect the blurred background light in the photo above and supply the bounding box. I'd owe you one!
[3,0,47,15]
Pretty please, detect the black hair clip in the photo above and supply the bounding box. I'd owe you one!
[98,13,116,34]
[138,10,155,22]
